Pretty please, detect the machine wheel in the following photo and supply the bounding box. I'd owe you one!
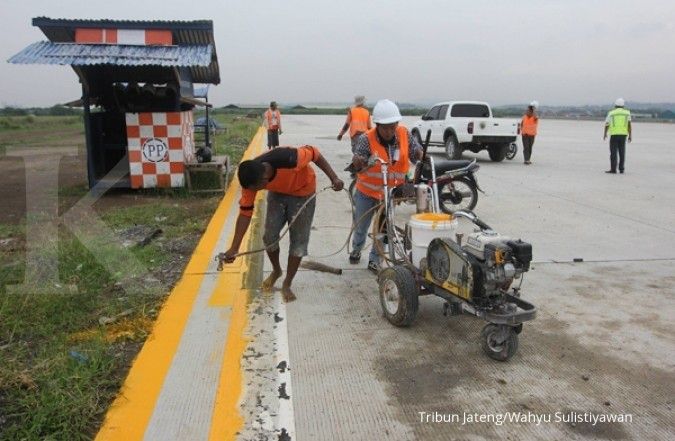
[488,144,508,162]
[439,177,478,213]
[379,265,419,327]
[481,324,519,361]
[444,134,462,160]
[505,142,518,160]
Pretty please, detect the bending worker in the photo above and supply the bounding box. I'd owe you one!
[222,146,344,302]
[263,101,282,149]
[337,95,372,152]
[349,99,423,273]
[603,98,632,174]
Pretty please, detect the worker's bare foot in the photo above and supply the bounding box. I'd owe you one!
[281,284,297,303]
[262,270,282,291]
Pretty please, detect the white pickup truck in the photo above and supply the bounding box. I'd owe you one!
[411,101,519,162]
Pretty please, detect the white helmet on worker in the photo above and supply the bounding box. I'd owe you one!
[615,98,625,107]
[354,95,366,105]
[372,99,402,124]
[529,100,539,109]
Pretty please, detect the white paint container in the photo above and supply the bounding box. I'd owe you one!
[409,213,458,267]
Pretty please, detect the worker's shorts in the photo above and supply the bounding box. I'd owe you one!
[263,191,316,257]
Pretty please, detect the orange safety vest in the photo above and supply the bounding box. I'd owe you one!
[265,109,281,130]
[348,106,371,138]
[356,126,410,200]
[521,114,538,136]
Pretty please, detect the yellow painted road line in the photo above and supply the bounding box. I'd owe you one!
[208,286,249,440]
[208,193,265,440]
[96,127,264,441]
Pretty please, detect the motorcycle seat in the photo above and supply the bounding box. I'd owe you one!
[421,159,473,178]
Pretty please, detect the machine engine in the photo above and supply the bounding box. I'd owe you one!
[425,230,532,305]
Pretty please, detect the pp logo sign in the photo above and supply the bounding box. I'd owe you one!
[142,138,168,162]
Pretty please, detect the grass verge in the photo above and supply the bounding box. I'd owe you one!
[0,116,257,440]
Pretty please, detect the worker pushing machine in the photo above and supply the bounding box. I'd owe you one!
[221,146,343,302]
[603,98,632,174]
[349,99,423,273]
[337,95,372,152]
[263,101,282,149]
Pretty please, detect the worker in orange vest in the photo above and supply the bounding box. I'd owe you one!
[221,145,344,302]
[263,101,282,149]
[521,101,539,165]
[349,99,423,273]
[337,95,372,152]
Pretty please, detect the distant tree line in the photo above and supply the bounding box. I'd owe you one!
[3,104,673,120]
[210,106,426,117]
[0,106,83,116]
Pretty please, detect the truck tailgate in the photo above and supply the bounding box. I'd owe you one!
[472,118,519,137]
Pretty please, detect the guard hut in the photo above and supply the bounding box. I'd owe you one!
[8,17,220,189]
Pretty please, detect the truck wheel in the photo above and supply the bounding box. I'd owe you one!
[481,324,519,361]
[379,265,419,327]
[488,144,508,162]
[445,134,462,160]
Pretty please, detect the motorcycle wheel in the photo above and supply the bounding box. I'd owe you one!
[439,177,478,213]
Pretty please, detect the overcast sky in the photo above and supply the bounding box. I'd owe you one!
[1,0,674,107]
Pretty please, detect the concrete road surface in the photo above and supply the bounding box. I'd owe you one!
[244,116,674,441]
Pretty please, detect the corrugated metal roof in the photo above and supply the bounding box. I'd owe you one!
[8,41,212,67]
[33,17,213,32]
[28,17,220,84]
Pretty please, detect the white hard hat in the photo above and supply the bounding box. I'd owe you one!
[529,100,539,109]
[354,95,366,105]
[372,99,402,124]
[615,98,625,107]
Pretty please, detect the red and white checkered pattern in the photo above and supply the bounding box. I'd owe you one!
[126,111,194,189]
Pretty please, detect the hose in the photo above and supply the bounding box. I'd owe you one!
[216,185,384,268]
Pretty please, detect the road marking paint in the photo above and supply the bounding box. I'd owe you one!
[95,128,265,441]
[208,131,265,440]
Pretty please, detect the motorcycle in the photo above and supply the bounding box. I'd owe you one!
[345,132,481,213]
[415,157,481,213]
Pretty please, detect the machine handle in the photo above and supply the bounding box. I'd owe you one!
[413,129,432,184]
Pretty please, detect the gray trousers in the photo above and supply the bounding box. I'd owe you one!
[522,135,535,161]
[609,135,627,172]
[267,129,280,148]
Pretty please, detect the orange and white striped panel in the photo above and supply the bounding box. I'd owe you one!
[126,111,193,189]
[75,28,172,45]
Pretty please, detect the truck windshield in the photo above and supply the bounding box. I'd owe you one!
[450,104,490,118]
